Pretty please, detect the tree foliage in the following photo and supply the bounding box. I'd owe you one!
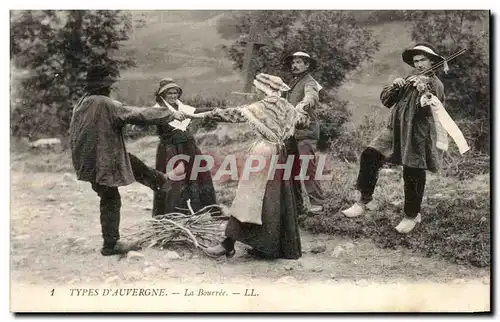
[218,11,380,149]
[404,10,490,152]
[218,10,380,90]
[10,10,135,139]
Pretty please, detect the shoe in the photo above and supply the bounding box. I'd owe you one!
[341,202,366,217]
[341,200,377,218]
[100,241,142,256]
[203,244,235,258]
[395,213,422,234]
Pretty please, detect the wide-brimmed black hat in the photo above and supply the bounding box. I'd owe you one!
[85,65,118,90]
[284,51,318,71]
[402,43,445,67]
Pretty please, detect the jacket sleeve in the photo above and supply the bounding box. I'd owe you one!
[111,101,176,127]
[380,85,403,108]
[299,79,320,111]
[194,106,216,114]
[207,107,247,123]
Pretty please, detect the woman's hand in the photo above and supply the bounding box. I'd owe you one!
[173,110,185,121]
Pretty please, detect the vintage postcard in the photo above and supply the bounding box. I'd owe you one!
[9,9,491,313]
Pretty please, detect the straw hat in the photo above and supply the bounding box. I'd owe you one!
[402,43,446,69]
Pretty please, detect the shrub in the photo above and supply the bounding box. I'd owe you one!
[327,109,387,162]
[316,94,350,152]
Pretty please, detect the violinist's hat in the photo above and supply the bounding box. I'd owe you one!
[402,43,449,73]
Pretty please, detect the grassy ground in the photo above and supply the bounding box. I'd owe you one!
[10,133,490,286]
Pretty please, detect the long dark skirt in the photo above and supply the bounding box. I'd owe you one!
[153,138,217,216]
[224,142,302,259]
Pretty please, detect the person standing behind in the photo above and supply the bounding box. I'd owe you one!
[69,66,185,256]
[284,51,326,213]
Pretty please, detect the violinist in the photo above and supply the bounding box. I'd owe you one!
[341,43,447,234]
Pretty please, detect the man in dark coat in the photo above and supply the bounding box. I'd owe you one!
[284,51,326,213]
[341,43,447,234]
[69,66,186,256]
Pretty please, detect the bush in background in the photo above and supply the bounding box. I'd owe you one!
[10,10,135,140]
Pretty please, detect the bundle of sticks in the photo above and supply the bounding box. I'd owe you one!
[124,200,230,250]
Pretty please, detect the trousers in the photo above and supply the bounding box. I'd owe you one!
[355,147,426,218]
[91,153,166,248]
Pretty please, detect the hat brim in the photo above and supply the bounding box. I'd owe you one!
[402,49,444,67]
[284,55,318,71]
[85,77,117,91]
[157,83,183,97]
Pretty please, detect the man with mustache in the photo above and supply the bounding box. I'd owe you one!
[341,43,447,234]
[284,51,326,213]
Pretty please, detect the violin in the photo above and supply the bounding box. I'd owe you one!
[393,48,467,94]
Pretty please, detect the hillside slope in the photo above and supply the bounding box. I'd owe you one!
[115,11,413,119]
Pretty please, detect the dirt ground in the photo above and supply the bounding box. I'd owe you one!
[10,169,490,287]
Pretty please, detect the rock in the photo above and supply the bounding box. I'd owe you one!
[159,263,172,270]
[105,276,121,284]
[329,274,336,280]
[127,251,145,261]
[46,195,56,202]
[30,138,62,153]
[143,266,160,275]
[331,246,344,258]
[342,242,355,250]
[482,277,490,285]
[275,276,297,284]
[124,271,143,281]
[311,267,323,273]
[355,279,368,286]
[391,200,403,207]
[310,244,327,254]
[67,278,80,285]
[283,265,294,271]
[63,172,75,182]
[365,201,379,211]
[164,251,181,260]
[452,278,466,284]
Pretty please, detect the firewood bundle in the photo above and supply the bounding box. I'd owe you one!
[124,200,229,250]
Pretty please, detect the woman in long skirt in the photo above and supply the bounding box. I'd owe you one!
[185,73,309,260]
[152,78,217,216]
